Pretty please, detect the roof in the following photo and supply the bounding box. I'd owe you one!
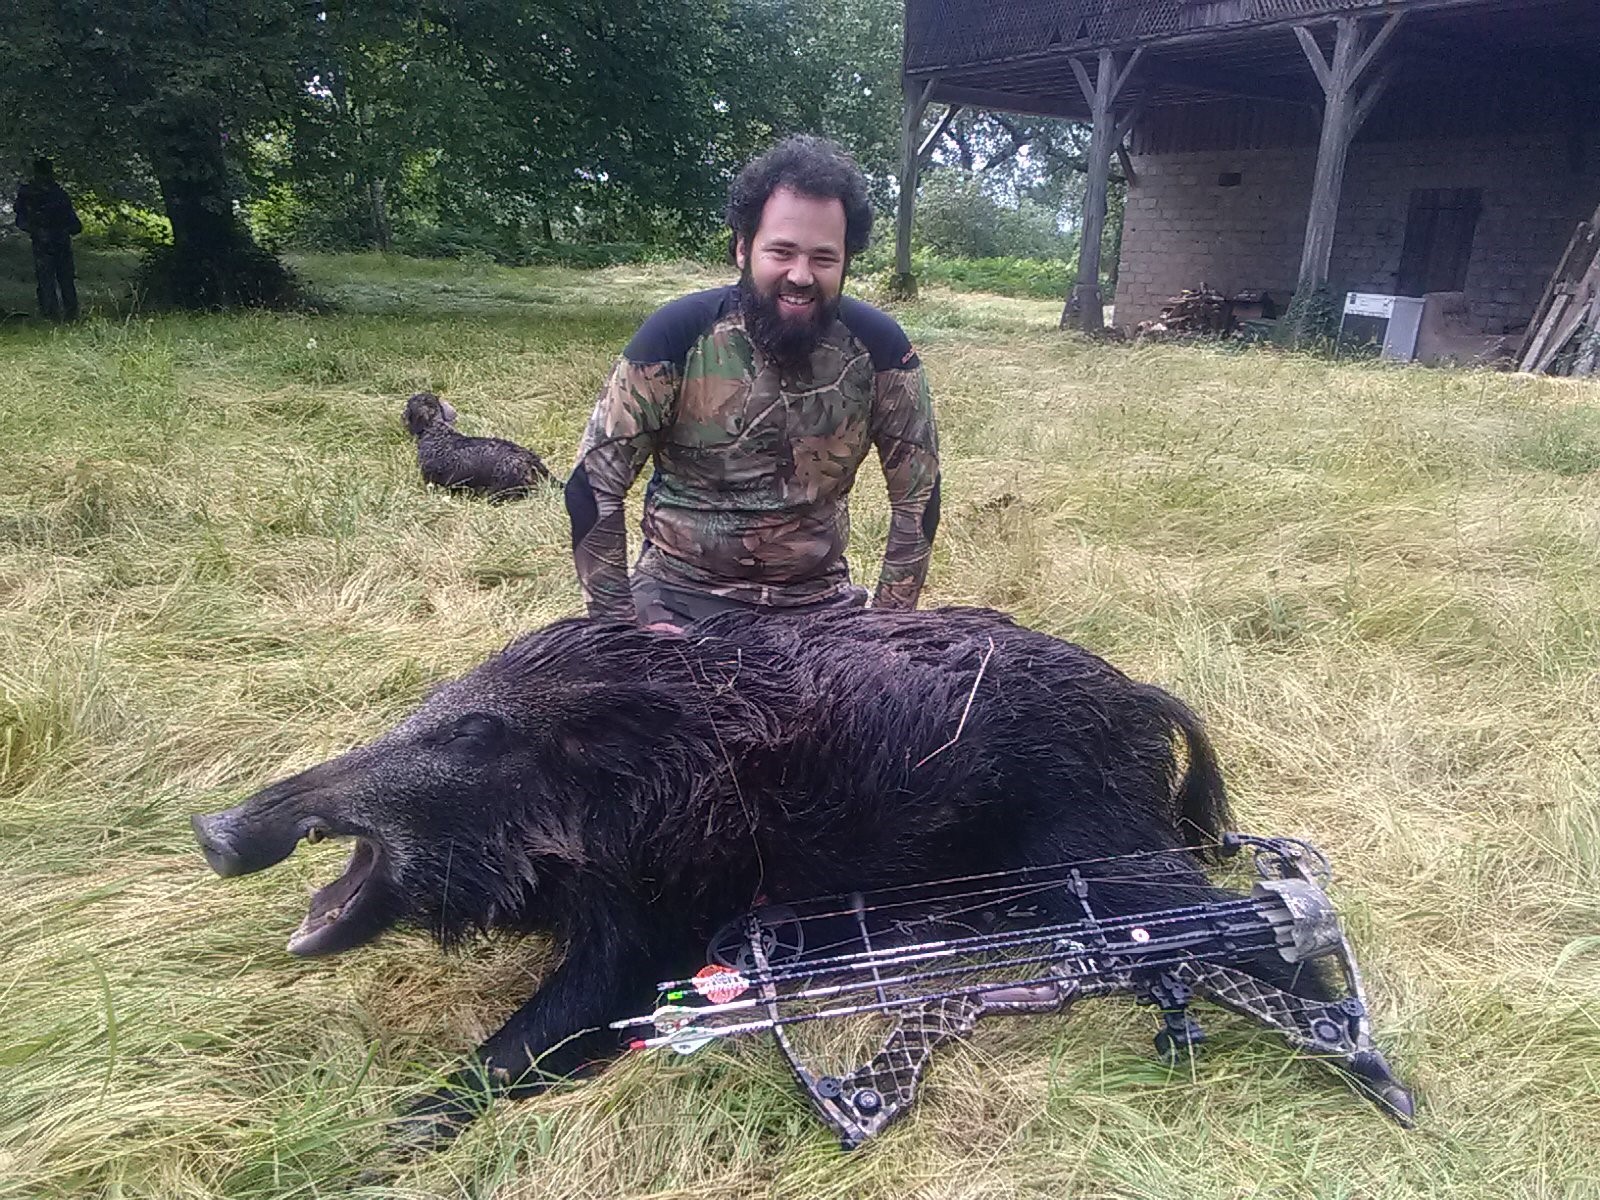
[905,0,1600,124]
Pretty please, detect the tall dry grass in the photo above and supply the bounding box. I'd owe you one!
[1,252,1597,1198]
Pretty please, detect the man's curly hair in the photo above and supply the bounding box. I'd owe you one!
[726,135,873,260]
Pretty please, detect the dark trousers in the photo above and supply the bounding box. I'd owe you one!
[632,574,869,627]
[32,237,78,321]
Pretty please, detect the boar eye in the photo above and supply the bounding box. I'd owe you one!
[442,712,508,749]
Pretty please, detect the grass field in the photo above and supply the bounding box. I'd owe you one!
[2,248,1598,1199]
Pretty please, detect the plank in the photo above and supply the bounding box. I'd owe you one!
[1526,250,1600,374]
[1518,209,1600,372]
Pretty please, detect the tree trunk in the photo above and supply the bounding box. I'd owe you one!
[145,103,290,309]
[368,175,392,251]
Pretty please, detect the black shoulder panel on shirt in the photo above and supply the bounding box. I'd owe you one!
[622,286,738,368]
[564,464,601,551]
[838,296,920,372]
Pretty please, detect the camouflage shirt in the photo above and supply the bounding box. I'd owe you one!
[566,286,940,621]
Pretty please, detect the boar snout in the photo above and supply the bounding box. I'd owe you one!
[191,807,302,878]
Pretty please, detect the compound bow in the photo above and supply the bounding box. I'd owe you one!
[613,834,1415,1149]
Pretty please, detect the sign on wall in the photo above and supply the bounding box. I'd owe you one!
[1344,292,1396,318]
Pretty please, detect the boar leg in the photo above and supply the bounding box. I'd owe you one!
[397,904,674,1143]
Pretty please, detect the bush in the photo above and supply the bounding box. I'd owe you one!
[389,226,667,270]
[77,201,171,250]
[914,173,1072,261]
[134,240,310,311]
[1276,286,1341,350]
[854,245,1075,302]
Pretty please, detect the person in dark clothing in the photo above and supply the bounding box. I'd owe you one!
[14,157,82,321]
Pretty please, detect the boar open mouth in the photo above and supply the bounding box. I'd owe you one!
[194,786,403,957]
[287,837,393,957]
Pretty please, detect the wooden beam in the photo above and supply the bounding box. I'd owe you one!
[1153,61,1316,109]
[906,0,1493,74]
[1350,57,1398,131]
[1116,141,1138,189]
[1295,25,1333,93]
[1114,96,1145,145]
[1293,14,1404,297]
[1521,216,1593,364]
[1348,12,1405,86]
[915,84,1079,122]
[1112,46,1146,99]
[1069,55,1095,108]
[917,104,962,161]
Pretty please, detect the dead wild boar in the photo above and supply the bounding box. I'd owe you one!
[192,606,1329,1142]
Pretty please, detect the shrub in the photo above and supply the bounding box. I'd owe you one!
[915,173,1071,261]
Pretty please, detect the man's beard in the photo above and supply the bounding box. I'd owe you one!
[738,265,842,370]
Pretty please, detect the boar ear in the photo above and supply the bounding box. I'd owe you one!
[550,683,682,764]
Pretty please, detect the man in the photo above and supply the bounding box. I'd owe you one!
[13,157,82,322]
[567,135,940,627]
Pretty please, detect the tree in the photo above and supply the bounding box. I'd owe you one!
[1,0,1028,279]
[715,0,904,211]
[0,0,320,306]
[922,110,1125,282]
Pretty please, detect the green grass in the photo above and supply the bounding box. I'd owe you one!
[2,249,1598,1199]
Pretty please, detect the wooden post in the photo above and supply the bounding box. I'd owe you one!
[1064,48,1142,332]
[1293,15,1403,296]
[892,77,937,298]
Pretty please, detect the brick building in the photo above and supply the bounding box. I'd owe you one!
[898,0,1600,339]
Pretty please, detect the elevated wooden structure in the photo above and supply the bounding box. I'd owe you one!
[899,0,1600,334]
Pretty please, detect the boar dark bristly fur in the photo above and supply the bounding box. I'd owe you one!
[192,606,1317,1144]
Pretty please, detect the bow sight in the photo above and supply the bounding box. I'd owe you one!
[614,834,1414,1148]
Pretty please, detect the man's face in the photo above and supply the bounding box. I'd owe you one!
[736,186,848,365]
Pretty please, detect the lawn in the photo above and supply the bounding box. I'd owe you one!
[1,248,1597,1199]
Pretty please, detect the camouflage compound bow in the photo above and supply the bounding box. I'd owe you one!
[613,834,1415,1148]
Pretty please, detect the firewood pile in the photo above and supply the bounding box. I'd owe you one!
[1134,283,1231,337]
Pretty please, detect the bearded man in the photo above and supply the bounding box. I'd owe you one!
[566,135,941,627]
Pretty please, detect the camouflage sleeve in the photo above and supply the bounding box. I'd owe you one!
[566,358,679,621]
[870,363,941,611]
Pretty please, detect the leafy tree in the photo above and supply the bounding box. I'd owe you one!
[0,0,314,306]
[922,110,1125,280]
[915,172,1068,260]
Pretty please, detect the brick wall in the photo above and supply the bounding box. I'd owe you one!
[1114,132,1600,334]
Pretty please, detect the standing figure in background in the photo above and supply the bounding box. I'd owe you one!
[14,157,82,322]
[567,135,941,628]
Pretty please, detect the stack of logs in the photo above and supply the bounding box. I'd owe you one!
[1518,203,1600,377]
[1134,283,1231,337]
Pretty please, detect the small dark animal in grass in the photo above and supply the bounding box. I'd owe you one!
[192,607,1340,1146]
[403,390,552,500]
